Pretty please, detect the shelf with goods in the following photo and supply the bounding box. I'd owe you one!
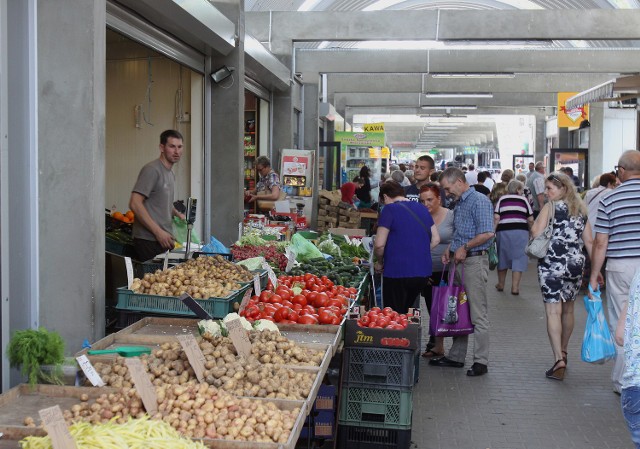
[244,91,259,208]
[343,146,382,186]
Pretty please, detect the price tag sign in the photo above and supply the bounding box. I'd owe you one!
[226,318,252,359]
[177,334,206,382]
[285,247,296,273]
[179,293,213,320]
[124,257,134,289]
[344,235,352,245]
[163,250,170,271]
[75,355,105,387]
[125,358,158,415]
[238,222,243,241]
[253,274,261,297]
[262,261,278,289]
[38,405,77,449]
[239,287,253,313]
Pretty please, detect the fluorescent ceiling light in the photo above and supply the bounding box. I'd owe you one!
[421,105,478,110]
[424,93,493,99]
[431,73,515,79]
[298,0,321,11]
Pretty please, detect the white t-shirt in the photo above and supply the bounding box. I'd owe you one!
[465,170,478,186]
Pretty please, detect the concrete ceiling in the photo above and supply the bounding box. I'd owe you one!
[244,2,640,151]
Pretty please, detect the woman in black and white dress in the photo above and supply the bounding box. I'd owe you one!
[532,172,594,381]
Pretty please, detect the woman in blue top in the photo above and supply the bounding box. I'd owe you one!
[374,182,440,313]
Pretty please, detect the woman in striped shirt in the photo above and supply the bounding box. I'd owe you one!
[494,180,534,295]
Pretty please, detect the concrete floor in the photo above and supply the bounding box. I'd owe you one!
[412,262,633,449]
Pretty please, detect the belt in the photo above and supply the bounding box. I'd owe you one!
[468,250,488,257]
[450,250,488,257]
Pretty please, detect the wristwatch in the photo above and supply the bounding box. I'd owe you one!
[463,243,470,251]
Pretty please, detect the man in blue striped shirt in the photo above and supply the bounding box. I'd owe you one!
[429,167,495,377]
[589,150,640,395]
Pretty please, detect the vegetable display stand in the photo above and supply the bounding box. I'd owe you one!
[116,284,250,318]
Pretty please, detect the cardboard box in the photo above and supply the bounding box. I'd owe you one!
[343,307,421,351]
[329,227,366,237]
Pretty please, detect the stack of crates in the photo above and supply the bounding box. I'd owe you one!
[338,346,415,448]
[297,384,337,446]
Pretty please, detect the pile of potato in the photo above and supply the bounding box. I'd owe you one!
[25,383,299,443]
[130,255,254,299]
[93,331,324,401]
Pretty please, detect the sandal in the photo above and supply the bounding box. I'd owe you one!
[511,290,520,295]
[562,351,568,364]
[422,349,444,358]
[495,284,504,292]
[545,360,566,381]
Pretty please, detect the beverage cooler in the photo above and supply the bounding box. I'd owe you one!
[280,149,315,218]
[335,132,387,193]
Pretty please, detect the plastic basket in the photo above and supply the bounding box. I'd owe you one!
[132,261,164,279]
[343,347,415,388]
[105,237,134,257]
[339,384,413,429]
[337,425,411,449]
[116,284,249,318]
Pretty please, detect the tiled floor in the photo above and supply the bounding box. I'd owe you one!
[411,263,633,449]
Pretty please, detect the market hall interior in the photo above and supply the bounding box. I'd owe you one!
[1,0,639,392]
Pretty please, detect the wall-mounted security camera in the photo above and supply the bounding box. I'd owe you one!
[211,65,235,83]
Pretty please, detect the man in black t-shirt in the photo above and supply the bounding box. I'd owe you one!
[472,171,491,196]
[405,155,435,202]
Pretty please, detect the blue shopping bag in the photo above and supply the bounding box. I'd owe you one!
[581,286,616,364]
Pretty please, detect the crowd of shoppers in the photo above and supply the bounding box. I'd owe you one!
[359,149,640,444]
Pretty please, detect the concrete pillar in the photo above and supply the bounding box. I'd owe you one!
[37,0,106,347]
[210,3,244,247]
[535,115,546,162]
[303,83,320,227]
[588,103,605,180]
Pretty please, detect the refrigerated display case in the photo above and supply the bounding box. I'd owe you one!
[335,132,387,190]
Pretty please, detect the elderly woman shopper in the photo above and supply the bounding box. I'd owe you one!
[493,179,533,295]
[374,182,440,313]
[490,169,515,205]
[532,172,594,381]
[419,183,454,358]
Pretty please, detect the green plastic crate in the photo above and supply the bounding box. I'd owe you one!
[116,284,250,318]
[297,230,319,240]
[339,384,413,429]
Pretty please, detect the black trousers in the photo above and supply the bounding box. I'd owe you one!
[382,276,429,314]
[133,238,164,262]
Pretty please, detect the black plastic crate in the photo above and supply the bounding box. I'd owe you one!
[115,310,185,330]
[343,347,415,388]
[337,424,411,449]
[339,383,413,429]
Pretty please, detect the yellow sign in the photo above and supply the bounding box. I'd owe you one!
[558,92,589,128]
[363,123,385,132]
[381,147,390,158]
[369,147,382,158]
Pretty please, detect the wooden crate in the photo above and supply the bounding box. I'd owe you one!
[0,384,307,449]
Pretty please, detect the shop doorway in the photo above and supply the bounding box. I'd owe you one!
[319,141,341,191]
[549,148,589,192]
[513,154,535,177]
[104,29,204,331]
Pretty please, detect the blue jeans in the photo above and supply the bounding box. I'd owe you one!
[622,386,640,448]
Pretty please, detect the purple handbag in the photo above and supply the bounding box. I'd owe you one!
[429,266,474,337]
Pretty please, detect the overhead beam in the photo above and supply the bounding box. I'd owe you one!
[333,92,558,110]
[295,49,640,81]
[246,10,640,55]
[326,73,617,96]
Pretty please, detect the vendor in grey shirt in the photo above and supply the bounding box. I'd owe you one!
[129,129,185,261]
[419,183,454,358]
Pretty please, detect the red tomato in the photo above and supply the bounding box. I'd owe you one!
[288,311,300,322]
[328,299,344,309]
[361,315,371,325]
[297,314,319,325]
[367,321,379,328]
[382,307,394,316]
[370,307,381,313]
[273,308,288,322]
[259,291,272,302]
[269,294,283,305]
[313,293,330,309]
[306,292,318,303]
[331,315,341,325]
[260,316,275,322]
[292,294,308,307]
[318,309,337,324]
[291,303,303,311]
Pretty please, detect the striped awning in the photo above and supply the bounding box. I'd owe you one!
[565,75,640,109]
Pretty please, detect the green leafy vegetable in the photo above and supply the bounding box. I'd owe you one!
[7,328,65,386]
